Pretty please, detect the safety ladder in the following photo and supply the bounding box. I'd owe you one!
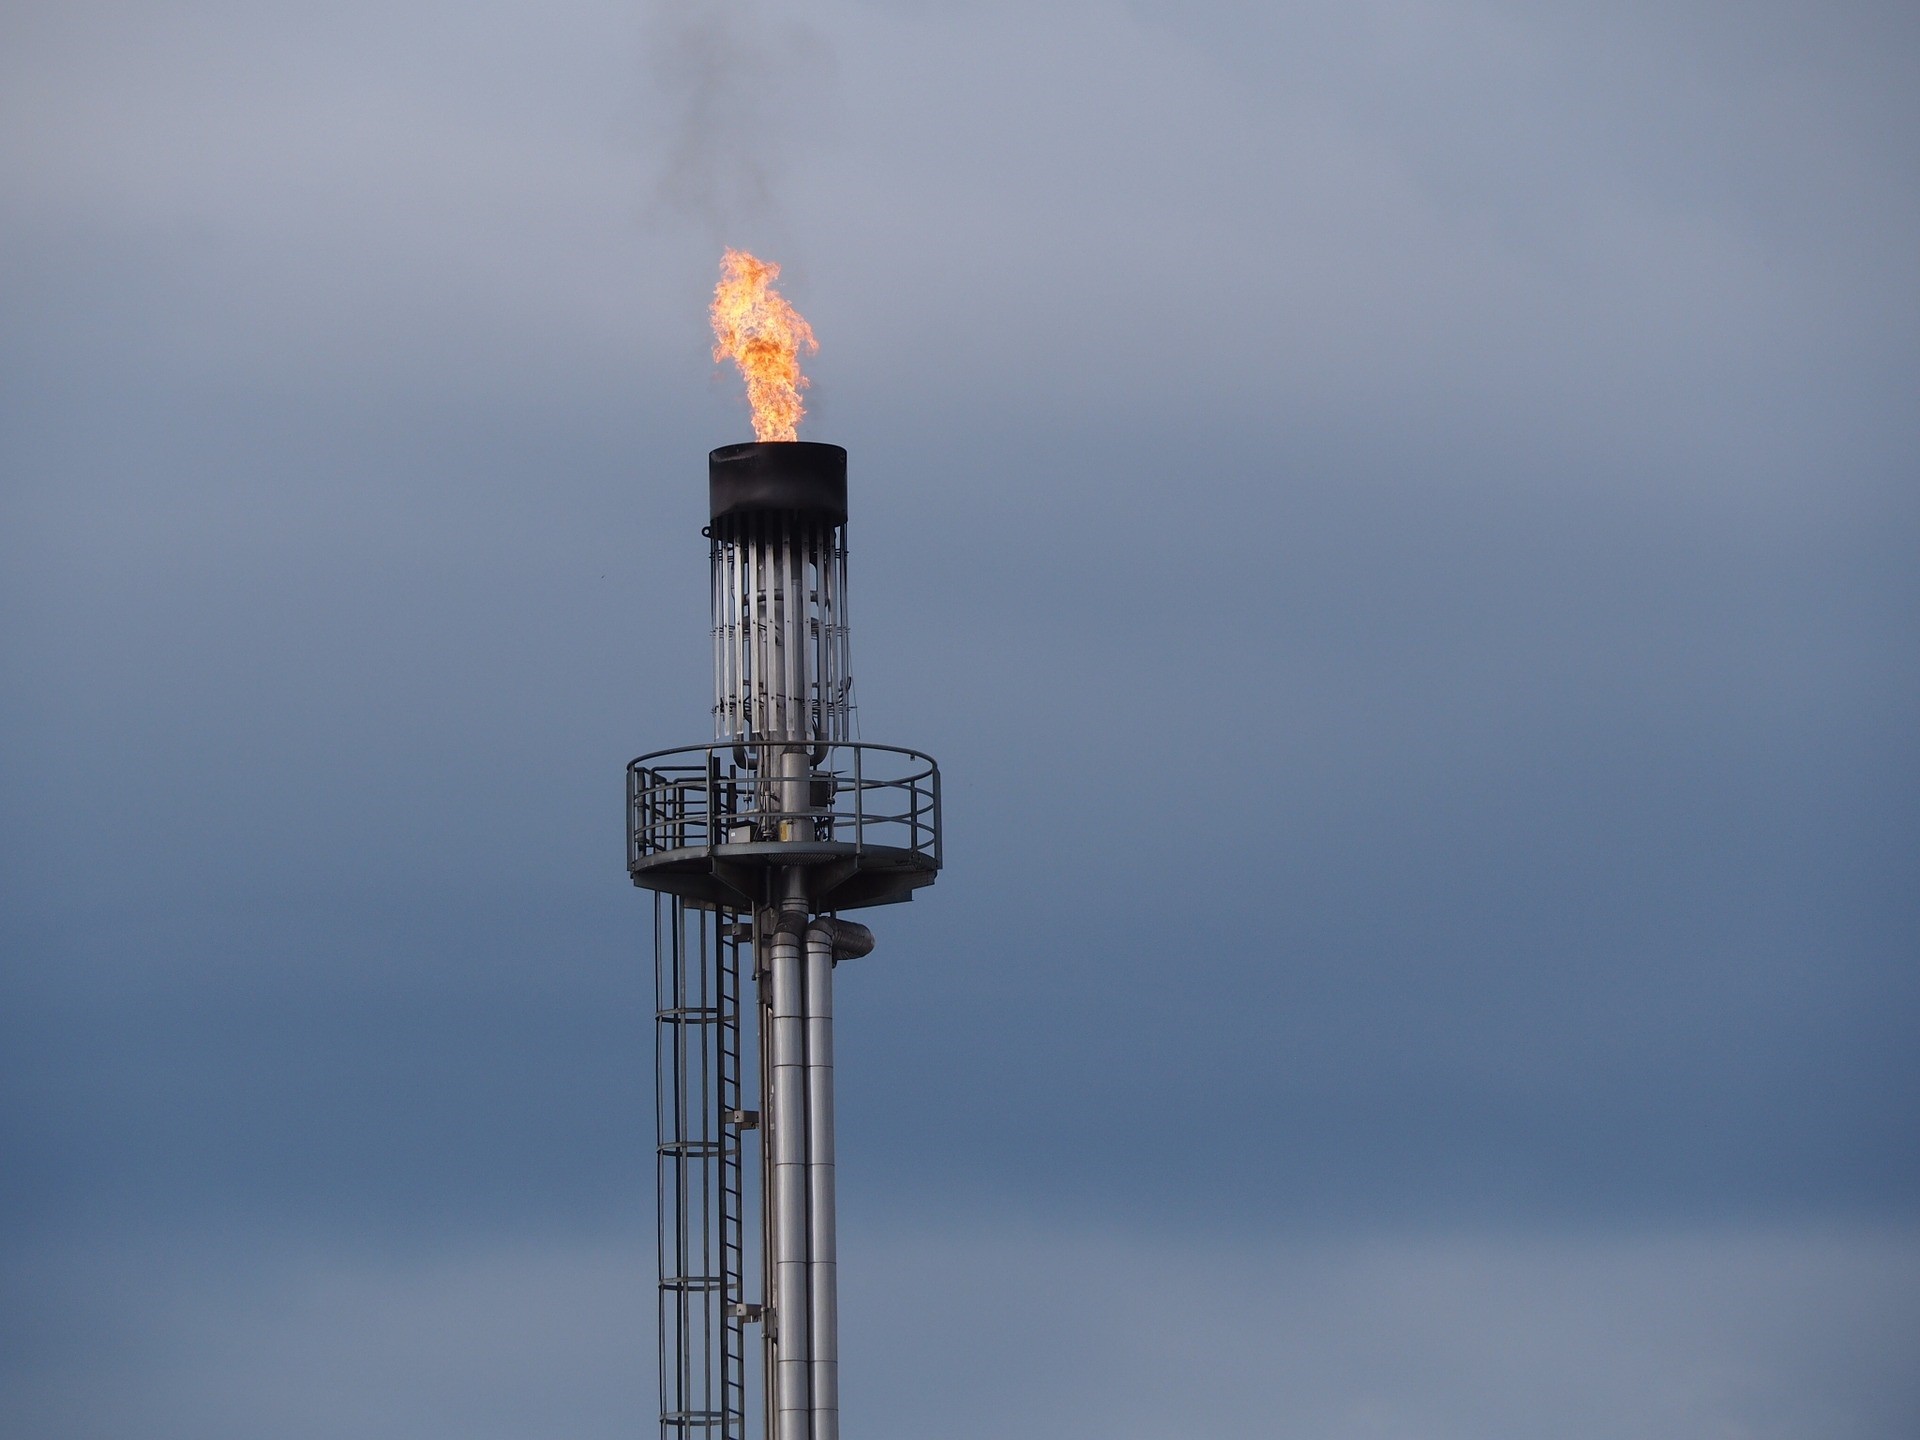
[654,897,750,1438]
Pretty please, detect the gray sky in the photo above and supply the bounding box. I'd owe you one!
[4,1,1917,1435]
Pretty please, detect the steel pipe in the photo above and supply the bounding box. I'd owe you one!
[804,921,839,1440]
[766,896,812,1440]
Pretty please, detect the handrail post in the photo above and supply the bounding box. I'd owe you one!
[930,763,941,867]
[853,744,863,857]
[640,768,652,858]
[706,750,719,854]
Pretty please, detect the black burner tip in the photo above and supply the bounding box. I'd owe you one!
[709,441,847,525]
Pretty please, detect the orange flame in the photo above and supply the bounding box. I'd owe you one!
[710,249,818,442]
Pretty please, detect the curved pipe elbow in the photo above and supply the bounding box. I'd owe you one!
[806,917,874,962]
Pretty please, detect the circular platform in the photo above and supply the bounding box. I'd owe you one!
[627,741,941,912]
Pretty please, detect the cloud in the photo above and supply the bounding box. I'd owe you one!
[0,4,1914,1429]
[841,1215,1920,1440]
[4,1218,1916,1439]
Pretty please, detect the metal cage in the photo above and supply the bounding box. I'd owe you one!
[654,896,756,1439]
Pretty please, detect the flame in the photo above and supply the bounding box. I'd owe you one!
[710,248,818,442]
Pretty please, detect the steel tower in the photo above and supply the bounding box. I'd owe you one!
[628,441,941,1440]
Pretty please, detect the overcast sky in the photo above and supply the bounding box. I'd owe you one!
[3,2,1917,1436]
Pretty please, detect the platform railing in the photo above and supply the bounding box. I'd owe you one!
[628,742,941,873]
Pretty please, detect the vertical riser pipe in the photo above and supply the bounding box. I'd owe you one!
[767,921,811,1440]
[804,927,839,1440]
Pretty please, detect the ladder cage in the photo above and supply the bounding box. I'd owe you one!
[655,893,757,1438]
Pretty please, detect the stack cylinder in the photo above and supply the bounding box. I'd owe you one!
[638,437,937,1440]
[708,441,853,761]
[709,441,853,1440]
